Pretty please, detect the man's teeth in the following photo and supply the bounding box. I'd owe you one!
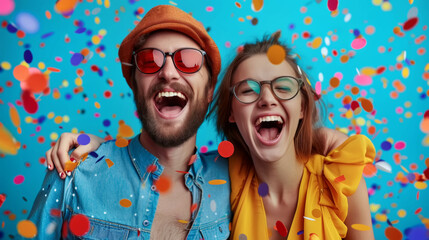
[255,116,284,126]
[157,92,186,100]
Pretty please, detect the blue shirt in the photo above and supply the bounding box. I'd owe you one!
[27,135,231,239]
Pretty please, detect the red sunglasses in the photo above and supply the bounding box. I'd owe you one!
[133,48,206,74]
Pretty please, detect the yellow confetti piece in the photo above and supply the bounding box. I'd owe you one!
[208,180,227,185]
[0,123,19,155]
[351,224,371,231]
[304,16,312,25]
[75,77,82,86]
[311,37,322,49]
[375,213,387,222]
[1,61,11,70]
[92,35,101,45]
[424,63,429,72]
[17,220,37,238]
[400,165,409,173]
[370,203,380,213]
[95,102,101,109]
[402,67,410,78]
[361,67,377,76]
[345,109,353,119]
[267,45,285,65]
[105,158,114,168]
[9,105,20,128]
[119,199,132,208]
[381,1,392,11]
[95,16,100,24]
[397,209,407,218]
[104,0,110,8]
[178,219,188,224]
[414,181,427,190]
[50,132,58,141]
[422,135,429,146]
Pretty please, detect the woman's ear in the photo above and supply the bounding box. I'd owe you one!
[229,113,235,123]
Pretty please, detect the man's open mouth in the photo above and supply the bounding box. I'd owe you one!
[255,115,284,144]
[154,91,188,118]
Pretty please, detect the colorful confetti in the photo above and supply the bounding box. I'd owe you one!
[69,214,90,237]
[217,140,234,158]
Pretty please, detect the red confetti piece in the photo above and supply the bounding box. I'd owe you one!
[218,141,234,158]
[384,226,403,240]
[61,220,68,239]
[327,0,338,11]
[275,220,288,237]
[154,176,171,193]
[190,203,198,213]
[416,191,419,200]
[21,90,38,114]
[188,154,197,165]
[0,194,6,208]
[50,209,61,217]
[415,208,422,214]
[335,175,346,182]
[403,17,418,31]
[69,214,90,236]
[175,170,189,174]
[25,73,48,93]
[147,164,157,173]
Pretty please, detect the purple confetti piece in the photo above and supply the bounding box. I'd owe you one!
[258,182,269,197]
[75,27,86,34]
[77,134,90,145]
[70,53,84,66]
[41,32,54,39]
[95,155,105,163]
[89,152,98,158]
[24,49,33,63]
[7,23,18,33]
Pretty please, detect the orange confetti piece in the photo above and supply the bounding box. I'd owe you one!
[13,65,29,81]
[115,137,129,148]
[251,0,263,12]
[329,77,340,88]
[178,219,188,224]
[335,175,346,182]
[47,67,60,72]
[154,175,171,193]
[105,158,114,168]
[208,179,227,185]
[384,226,403,240]
[119,199,132,208]
[118,120,134,138]
[9,105,20,128]
[176,170,189,174]
[17,220,37,238]
[45,10,52,19]
[363,163,377,177]
[267,45,285,65]
[25,73,48,93]
[359,98,374,112]
[188,154,197,165]
[64,160,78,172]
[0,123,19,155]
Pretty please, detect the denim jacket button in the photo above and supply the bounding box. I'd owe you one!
[150,185,156,191]
[219,226,222,233]
[143,220,150,226]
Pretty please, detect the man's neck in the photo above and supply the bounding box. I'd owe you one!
[139,131,196,178]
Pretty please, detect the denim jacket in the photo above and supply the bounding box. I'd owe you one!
[27,135,231,239]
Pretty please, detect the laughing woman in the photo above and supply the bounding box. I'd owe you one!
[45,32,375,240]
[214,31,375,240]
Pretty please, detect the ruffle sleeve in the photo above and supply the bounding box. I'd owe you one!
[301,134,376,239]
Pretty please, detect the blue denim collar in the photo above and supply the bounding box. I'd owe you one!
[127,135,204,186]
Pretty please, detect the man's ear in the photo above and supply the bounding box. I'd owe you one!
[207,85,215,103]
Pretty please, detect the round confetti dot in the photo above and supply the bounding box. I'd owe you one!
[381,141,392,151]
[17,220,37,238]
[13,175,24,184]
[25,73,48,93]
[312,209,321,218]
[210,200,216,212]
[266,45,285,65]
[354,74,372,86]
[154,175,171,193]
[71,53,84,66]
[69,214,90,237]
[0,0,15,15]
[385,226,402,240]
[23,49,33,64]
[351,38,367,50]
[327,0,338,11]
[119,199,132,208]
[251,0,263,12]
[394,141,406,150]
[238,234,247,240]
[102,119,110,127]
[218,141,234,158]
[13,65,29,81]
[329,77,340,88]
[199,145,208,153]
[15,12,39,34]
[258,182,269,197]
[115,137,129,148]
[77,134,90,145]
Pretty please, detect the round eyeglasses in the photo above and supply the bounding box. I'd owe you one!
[230,76,303,104]
[133,48,206,74]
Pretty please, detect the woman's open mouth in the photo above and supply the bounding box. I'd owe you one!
[254,115,284,145]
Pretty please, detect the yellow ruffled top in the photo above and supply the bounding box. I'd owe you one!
[229,134,375,240]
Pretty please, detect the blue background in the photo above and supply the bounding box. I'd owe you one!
[0,0,428,239]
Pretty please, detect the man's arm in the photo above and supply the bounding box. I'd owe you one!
[24,169,69,239]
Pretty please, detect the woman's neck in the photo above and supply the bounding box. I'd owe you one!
[253,153,304,204]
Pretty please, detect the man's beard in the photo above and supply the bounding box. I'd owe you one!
[134,82,209,147]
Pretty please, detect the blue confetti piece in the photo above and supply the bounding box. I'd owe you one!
[7,23,18,33]
[41,32,54,39]
[37,115,46,124]
[24,49,33,64]
[103,119,111,127]
[75,27,86,34]
[70,53,84,66]
[95,155,105,163]
[297,230,303,235]
[77,134,90,145]
[353,29,360,37]
[89,151,98,158]
[258,182,269,197]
